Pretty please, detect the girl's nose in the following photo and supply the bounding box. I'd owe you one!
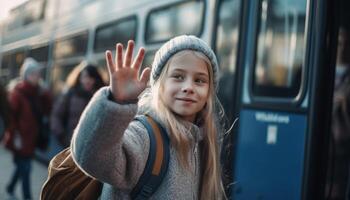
[182,81,194,94]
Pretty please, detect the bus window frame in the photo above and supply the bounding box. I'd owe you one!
[248,0,311,106]
[212,0,244,120]
[144,0,206,44]
[53,30,89,61]
[93,15,138,53]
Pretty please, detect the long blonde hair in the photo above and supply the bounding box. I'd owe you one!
[140,50,224,199]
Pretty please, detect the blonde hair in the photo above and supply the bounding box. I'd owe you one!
[140,50,225,199]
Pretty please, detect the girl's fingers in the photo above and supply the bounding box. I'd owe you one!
[132,48,145,72]
[124,40,134,67]
[139,67,151,83]
[105,51,115,75]
[115,43,123,69]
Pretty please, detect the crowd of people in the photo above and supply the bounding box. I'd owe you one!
[0,57,105,200]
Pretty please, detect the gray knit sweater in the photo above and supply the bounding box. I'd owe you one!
[71,87,204,199]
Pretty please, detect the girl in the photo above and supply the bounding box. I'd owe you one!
[71,35,225,199]
[51,62,105,148]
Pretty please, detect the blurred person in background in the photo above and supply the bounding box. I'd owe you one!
[327,28,350,200]
[2,57,52,200]
[0,81,11,141]
[50,61,105,148]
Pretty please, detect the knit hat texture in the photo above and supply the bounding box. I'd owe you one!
[20,57,43,80]
[150,35,219,89]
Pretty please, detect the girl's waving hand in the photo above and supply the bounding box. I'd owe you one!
[105,40,151,102]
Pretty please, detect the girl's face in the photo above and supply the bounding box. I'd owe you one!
[161,53,210,122]
[80,70,95,92]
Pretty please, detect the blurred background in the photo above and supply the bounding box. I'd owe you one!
[0,0,349,200]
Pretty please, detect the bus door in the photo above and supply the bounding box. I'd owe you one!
[232,0,336,199]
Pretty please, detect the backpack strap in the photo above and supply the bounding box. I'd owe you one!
[131,115,170,200]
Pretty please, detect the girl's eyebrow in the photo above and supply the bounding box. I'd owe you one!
[197,72,209,77]
[171,68,209,76]
[171,68,186,73]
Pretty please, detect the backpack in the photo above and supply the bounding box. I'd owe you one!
[40,114,170,200]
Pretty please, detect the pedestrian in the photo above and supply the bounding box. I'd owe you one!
[0,81,10,140]
[71,35,226,199]
[50,61,105,148]
[3,57,52,200]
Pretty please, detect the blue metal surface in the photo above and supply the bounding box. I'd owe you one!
[233,109,307,200]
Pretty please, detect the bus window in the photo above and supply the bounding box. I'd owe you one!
[95,58,110,84]
[94,16,137,52]
[53,32,89,60]
[1,53,11,71]
[51,62,79,96]
[252,0,308,98]
[29,45,49,62]
[145,0,204,43]
[23,0,45,25]
[215,0,242,122]
[5,0,45,31]
[13,51,26,78]
[143,50,157,70]
[29,45,49,80]
[1,53,12,83]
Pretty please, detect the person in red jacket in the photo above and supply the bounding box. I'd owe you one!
[3,57,52,200]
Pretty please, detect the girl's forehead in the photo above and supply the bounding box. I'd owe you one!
[171,51,201,63]
[168,53,208,72]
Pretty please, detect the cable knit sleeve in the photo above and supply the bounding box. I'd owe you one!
[71,86,150,191]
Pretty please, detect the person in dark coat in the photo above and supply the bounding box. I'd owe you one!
[50,61,105,148]
[3,57,52,200]
[0,81,10,141]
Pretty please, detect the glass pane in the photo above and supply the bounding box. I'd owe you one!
[51,62,79,96]
[146,1,204,43]
[215,0,241,122]
[23,0,45,25]
[1,54,11,70]
[6,9,23,31]
[54,32,89,60]
[253,0,307,98]
[0,53,12,83]
[29,45,49,62]
[143,50,157,71]
[95,59,110,84]
[13,51,26,78]
[94,17,137,52]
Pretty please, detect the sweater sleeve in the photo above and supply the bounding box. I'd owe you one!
[71,86,150,191]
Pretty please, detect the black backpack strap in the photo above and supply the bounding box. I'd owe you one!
[131,115,170,200]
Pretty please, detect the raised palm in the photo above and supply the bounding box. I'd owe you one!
[105,41,151,102]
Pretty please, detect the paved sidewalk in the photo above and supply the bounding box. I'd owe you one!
[0,145,48,200]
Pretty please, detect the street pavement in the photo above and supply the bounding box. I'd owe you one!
[0,145,49,200]
[0,132,64,200]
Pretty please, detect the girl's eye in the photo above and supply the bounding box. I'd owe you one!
[195,78,208,84]
[172,74,184,80]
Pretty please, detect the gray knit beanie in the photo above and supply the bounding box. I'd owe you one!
[150,35,220,90]
[20,57,43,80]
